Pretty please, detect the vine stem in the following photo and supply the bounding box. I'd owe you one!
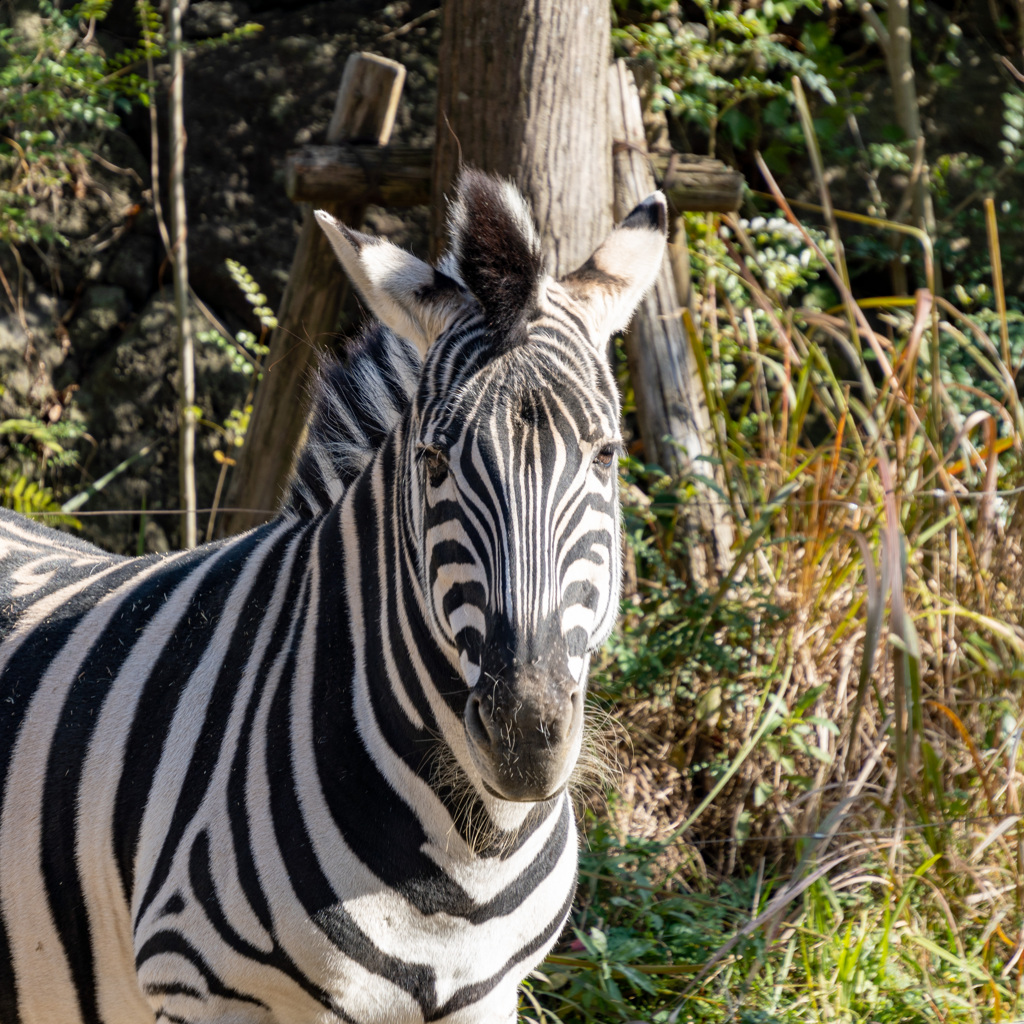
[168,0,196,549]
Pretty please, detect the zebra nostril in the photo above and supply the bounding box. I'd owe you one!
[465,693,494,748]
[563,690,581,742]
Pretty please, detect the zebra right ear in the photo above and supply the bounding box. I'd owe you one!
[560,192,668,343]
[315,210,468,357]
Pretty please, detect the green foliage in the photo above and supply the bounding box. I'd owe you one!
[226,259,278,333]
[928,89,1024,301]
[0,473,79,527]
[197,326,266,381]
[848,85,1024,301]
[612,0,856,163]
[0,1,261,248]
[196,259,271,522]
[197,260,271,398]
[545,51,1024,1006]
[0,416,82,466]
[0,415,84,527]
[525,822,745,1023]
[614,0,1024,316]
[197,261,274,419]
[707,212,834,303]
[593,458,785,711]
[527,824,1004,1023]
[0,1,161,246]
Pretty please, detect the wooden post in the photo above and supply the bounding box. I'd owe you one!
[609,60,734,581]
[219,53,405,536]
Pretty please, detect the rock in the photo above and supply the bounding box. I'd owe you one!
[73,287,250,554]
[276,34,317,63]
[143,518,171,554]
[21,129,151,299]
[0,271,68,419]
[106,234,157,303]
[9,4,43,44]
[70,285,131,356]
[185,1,248,40]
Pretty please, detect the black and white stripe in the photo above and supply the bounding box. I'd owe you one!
[0,171,666,1024]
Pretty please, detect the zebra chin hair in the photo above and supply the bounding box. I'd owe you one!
[427,739,528,859]
[427,704,621,858]
[569,704,624,814]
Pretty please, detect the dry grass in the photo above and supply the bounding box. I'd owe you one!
[538,107,1024,1020]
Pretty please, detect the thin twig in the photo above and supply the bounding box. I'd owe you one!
[377,7,438,42]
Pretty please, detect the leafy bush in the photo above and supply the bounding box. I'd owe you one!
[0,0,163,247]
[0,414,84,526]
[612,0,854,165]
[529,78,1024,1011]
[0,0,259,249]
[195,259,273,540]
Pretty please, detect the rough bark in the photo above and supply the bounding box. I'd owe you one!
[431,0,613,277]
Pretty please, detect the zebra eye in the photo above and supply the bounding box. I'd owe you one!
[594,444,619,470]
[419,445,450,486]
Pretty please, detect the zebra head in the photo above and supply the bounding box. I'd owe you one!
[316,171,666,803]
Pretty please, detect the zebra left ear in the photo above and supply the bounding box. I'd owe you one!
[560,192,668,343]
[315,210,468,357]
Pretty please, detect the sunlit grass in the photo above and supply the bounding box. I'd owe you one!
[526,102,1024,1022]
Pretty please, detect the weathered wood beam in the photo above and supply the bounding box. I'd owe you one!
[219,53,406,536]
[286,144,432,206]
[653,153,743,213]
[285,146,744,213]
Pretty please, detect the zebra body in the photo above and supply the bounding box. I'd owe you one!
[0,172,667,1024]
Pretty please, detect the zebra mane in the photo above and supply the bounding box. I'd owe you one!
[285,323,421,518]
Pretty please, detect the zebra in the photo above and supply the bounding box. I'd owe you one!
[0,169,667,1024]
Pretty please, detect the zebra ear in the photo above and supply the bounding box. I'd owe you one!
[560,192,668,343]
[445,169,544,337]
[315,210,468,357]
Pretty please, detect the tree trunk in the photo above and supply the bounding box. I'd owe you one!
[860,1,936,242]
[431,0,612,277]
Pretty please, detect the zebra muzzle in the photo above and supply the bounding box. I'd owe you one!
[464,670,583,802]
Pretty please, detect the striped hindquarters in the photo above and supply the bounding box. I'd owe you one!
[0,512,304,1023]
